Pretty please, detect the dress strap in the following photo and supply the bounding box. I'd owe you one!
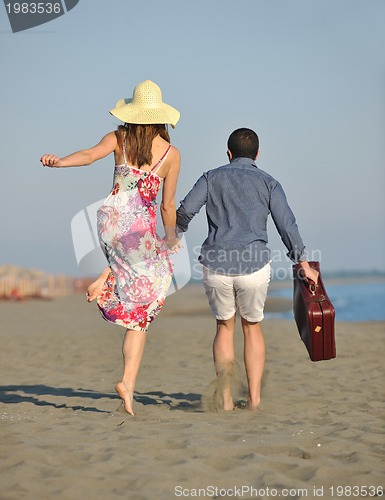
[151,145,172,174]
[122,131,128,165]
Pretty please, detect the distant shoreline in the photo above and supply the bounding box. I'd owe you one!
[189,273,385,291]
[271,274,385,290]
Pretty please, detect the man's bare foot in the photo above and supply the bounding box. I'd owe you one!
[218,363,235,411]
[235,400,260,411]
[223,395,235,411]
[247,397,261,411]
[115,382,135,416]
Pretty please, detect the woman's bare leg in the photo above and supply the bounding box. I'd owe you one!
[241,318,265,409]
[115,329,147,415]
[213,315,236,411]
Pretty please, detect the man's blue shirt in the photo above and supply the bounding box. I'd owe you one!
[177,158,305,275]
[176,157,306,275]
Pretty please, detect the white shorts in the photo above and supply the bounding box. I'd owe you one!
[202,263,271,322]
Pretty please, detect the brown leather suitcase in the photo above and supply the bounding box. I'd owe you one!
[292,261,336,361]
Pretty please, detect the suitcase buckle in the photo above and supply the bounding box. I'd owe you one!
[308,282,317,295]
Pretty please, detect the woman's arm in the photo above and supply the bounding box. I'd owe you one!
[40,132,117,168]
[160,147,181,246]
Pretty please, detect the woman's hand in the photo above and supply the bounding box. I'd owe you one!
[40,131,118,169]
[163,235,183,254]
[40,154,62,168]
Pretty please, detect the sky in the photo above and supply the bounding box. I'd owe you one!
[1,0,384,278]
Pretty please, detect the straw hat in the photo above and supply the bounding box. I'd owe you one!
[109,80,180,128]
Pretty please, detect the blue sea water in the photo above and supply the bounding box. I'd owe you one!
[266,281,385,322]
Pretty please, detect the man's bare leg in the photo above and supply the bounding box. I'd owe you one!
[213,315,236,411]
[115,329,147,415]
[241,318,265,410]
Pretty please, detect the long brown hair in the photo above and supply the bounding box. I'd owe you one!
[116,123,170,167]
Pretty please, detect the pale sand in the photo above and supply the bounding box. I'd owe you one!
[0,284,384,500]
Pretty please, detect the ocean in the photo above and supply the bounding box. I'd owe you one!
[267,280,385,322]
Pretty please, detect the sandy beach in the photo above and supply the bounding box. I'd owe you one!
[0,284,384,500]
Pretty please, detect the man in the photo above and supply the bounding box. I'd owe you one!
[176,128,318,411]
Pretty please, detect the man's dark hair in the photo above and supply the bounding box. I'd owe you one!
[227,128,259,159]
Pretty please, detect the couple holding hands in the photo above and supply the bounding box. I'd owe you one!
[41,80,318,415]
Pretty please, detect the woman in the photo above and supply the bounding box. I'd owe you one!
[41,80,181,415]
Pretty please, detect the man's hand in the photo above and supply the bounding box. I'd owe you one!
[299,261,319,284]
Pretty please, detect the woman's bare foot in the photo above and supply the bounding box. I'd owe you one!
[86,278,105,302]
[115,382,135,416]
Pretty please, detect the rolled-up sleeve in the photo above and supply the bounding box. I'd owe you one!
[176,174,208,233]
[269,181,306,262]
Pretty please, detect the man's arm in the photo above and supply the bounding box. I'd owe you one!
[269,180,319,283]
[269,180,306,262]
[176,174,208,233]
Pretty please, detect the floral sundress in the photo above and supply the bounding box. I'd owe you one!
[96,142,174,332]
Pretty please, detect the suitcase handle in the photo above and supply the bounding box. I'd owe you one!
[293,262,319,296]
